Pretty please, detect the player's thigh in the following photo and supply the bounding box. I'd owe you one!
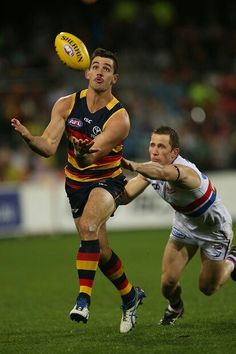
[162,239,198,280]
[82,187,116,226]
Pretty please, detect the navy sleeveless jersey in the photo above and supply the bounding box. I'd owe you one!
[65,89,126,187]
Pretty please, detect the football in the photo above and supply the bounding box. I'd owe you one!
[54,32,90,70]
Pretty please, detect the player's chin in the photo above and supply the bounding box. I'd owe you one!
[93,84,107,93]
[151,158,161,163]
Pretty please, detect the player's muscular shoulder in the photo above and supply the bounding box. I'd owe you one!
[53,93,75,120]
[179,165,201,189]
[119,108,130,125]
[105,108,130,137]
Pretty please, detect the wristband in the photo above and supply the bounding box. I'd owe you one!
[173,165,180,181]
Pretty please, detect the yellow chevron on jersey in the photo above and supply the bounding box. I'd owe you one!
[65,167,122,182]
[67,154,97,170]
[67,154,121,170]
[67,93,77,117]
[80,89,87,98]
[106,96,119,110]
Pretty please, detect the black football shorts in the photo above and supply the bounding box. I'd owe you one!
[65,174,127,218]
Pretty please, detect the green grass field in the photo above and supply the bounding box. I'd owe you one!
[1,228,236,354]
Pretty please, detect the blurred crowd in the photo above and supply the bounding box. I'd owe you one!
[1,0,236,182]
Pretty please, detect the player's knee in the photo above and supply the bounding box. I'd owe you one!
[161,272,178,287]
[199,283,216,296]
[78,218,98,238]
[161,276,178,295]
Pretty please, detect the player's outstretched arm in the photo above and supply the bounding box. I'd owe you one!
[11,118,32,141]
[11,117,50,157]
[11,95,70,158]
[123,159,201,189]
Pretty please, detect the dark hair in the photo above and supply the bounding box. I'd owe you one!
[152,126,180,149]
[90,48,118,74]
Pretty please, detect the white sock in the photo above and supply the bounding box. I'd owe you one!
[168,303,182,313]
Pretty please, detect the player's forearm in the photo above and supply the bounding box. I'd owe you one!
[120,189,139,204]
[135,163,179,182]
[135,163,165,180]
[121,176,148,204]
[25,135,56,157]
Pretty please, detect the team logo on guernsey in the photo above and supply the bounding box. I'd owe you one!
[68,118,83,128]
[92,126,101,136]
[84,117,92,124]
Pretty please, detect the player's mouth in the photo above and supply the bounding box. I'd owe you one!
[151,157,162,164]
[151,157,161,163]
[95,77,104,84]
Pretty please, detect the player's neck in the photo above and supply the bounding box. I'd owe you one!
[86,88,113,112]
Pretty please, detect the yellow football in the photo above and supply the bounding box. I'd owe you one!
[54,32,90,71]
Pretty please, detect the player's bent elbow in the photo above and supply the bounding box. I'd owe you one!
[43,152,53,158]
[45,147,57,157]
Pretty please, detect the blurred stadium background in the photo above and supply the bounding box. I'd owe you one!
[2,4,236,352]
[1,0,236,236]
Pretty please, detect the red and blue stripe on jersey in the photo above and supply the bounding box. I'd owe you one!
[170,179,216,217]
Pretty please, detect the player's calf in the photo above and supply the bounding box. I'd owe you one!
[227,245,236,281]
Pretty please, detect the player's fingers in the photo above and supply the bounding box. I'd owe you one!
[88,147,100,154]
[11,118,19,126]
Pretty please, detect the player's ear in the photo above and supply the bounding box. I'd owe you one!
[85,69,90,80]
[112,73,119,85]
[171,148,180,159]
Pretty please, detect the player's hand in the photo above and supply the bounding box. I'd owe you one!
[121,158,138,172]
[11,118,31,141]
[72,137,100,157]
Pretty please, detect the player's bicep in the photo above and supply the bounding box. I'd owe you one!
[172,165,201,189]
[93,109,130,155]
[180,166,201,189]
